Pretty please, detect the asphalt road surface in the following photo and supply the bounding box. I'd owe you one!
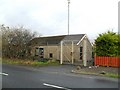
[2,64,119,89]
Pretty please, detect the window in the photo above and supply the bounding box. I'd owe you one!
[80,53,82,60]
[39,48,44,55]
[80,47,83,60]
[35,48,44,57]
[49,53,53,58]
[80,47,83,52]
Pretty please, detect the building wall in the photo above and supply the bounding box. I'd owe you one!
[74,37,93,65]
[44,45,60,60]
[86,38,93,61]
[77,37,92,61]
[30,37,93,66]
[31,45,60,60]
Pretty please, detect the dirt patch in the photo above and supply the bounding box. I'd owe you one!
[74,66,119,75]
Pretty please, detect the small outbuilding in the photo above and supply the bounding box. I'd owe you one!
[29,34,93,66]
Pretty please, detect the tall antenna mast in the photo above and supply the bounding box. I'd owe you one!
[67,0,70,35]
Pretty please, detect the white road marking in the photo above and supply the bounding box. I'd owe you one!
[0,72,8,76]
[43,83,71,90]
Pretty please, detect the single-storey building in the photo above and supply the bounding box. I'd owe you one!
[29,34,93,66]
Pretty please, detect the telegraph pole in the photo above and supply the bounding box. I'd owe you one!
[67,0,70,35]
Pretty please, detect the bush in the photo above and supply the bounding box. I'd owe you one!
[95,31,119,56]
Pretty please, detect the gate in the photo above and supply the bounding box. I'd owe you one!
[60,40,81,65]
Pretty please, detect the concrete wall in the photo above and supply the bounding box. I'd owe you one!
[73,37,93,65]
[31,45,60,60]
[80,37,93,65]
[86,38,93,61]
[30,37,93,66]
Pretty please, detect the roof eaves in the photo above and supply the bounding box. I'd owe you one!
[76,34,86,45]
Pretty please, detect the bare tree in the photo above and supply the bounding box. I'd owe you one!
[1,25,40,59]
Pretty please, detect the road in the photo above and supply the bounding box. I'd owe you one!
[2,64,119,89]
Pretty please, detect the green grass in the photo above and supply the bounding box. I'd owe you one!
[2,58,60,67]
[105,73,120,78]
[72,70,120,78]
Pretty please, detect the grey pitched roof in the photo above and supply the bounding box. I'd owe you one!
[63,34,85,41]
[29,34,85,46]
[62,34,85,44]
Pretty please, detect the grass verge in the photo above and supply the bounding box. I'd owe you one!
[72,70,120,78]
[2,58,60,67]
[105,73,120,78]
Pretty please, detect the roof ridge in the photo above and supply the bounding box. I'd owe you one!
[37,34,85,38]
[40,35,66,38]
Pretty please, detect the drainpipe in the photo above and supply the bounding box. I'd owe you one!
[72,41,74,64]
[60,41,63,64]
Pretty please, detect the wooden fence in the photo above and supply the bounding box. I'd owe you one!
[94,56,120,67]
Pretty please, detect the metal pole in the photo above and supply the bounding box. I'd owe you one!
[67,0,70,35]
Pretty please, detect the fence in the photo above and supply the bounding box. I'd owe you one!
[95,56,120,67]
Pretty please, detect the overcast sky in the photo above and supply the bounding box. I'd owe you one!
[0,0,119,42]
